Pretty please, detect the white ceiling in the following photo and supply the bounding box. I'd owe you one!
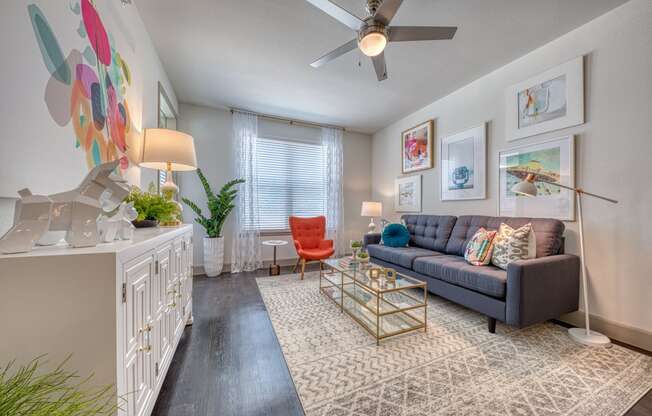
[136,0,627,134]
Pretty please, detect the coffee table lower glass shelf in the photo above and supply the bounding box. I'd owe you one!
[320,258,427,345]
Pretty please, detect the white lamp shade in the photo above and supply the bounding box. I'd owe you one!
[140,128,197,171]
[361,201,382,217]
[511,180,538,197]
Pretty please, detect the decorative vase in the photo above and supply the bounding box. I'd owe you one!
[204,236,224,277]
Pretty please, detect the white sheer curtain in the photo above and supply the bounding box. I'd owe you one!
[322,127,344,257]
[231,111,263,273]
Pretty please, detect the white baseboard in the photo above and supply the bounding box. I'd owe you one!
[560,311,652,353]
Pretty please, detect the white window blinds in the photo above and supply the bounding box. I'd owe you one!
[250,137,326,231]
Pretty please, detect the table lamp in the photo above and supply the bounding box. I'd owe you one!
[512,173,618,346]
[140,128,197,196]
[361,201,382,233]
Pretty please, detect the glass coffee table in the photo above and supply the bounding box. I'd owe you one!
[320,257,428,345]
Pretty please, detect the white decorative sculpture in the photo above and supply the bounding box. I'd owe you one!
[98,202,138,243]
[0,161,130,254]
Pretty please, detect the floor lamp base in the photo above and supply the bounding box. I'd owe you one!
[568,327,611,346]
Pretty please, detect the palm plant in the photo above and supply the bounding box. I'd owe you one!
[181,169,244,238]
[0,356,119,415]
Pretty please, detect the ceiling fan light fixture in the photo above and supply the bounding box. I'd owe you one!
[359,32,387,56]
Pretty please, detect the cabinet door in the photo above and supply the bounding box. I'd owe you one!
[123,253,154,416]
[172,239,185,339]
[153,244,173,382]
[180,234,193,317]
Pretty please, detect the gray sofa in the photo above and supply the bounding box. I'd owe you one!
[363,215,580,333]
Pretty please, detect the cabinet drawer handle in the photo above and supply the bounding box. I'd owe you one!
[167,289,177,295]
[168,302,177,308]
[138,345,151,352]
[139,324,152,333]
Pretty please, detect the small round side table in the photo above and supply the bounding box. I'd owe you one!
[262,240,288,276]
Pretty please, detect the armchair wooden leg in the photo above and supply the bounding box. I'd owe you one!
[292,257,301,273]
[300,258,306,280]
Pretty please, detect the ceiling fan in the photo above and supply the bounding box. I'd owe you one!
[306,0,457,81]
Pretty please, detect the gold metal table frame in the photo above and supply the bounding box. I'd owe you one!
[320,258,428,345]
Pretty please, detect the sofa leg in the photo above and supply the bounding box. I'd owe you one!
[292,257,300,273]
[487,317,496,334]
[300,259,306,280]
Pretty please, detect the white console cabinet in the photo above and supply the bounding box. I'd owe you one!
[0,225,193,416]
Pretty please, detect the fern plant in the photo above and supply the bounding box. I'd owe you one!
[0,356,119,415]
[182,169,245,238]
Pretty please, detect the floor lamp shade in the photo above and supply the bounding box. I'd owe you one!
[140,128,197,171]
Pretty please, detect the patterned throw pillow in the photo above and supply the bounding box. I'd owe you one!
[491,223,535,270]
[464,228,497,266]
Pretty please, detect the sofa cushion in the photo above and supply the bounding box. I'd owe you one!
[402,215,457,252]
[445,216,564,258]
[367,244,442,269]
[413,255,507,299]
[382,223,410,247]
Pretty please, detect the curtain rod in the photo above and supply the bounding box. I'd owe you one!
[230,107,345,131]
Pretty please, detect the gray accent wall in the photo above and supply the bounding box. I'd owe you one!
[371,0,652,336]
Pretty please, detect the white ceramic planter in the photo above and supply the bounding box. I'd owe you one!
[203,236,224,277]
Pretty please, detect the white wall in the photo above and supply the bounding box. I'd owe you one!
[0,0,177,235]
[177,103,372,268]
[372,0,652,335]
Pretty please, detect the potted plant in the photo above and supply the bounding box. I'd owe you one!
[356,250,370,264]
[182,169,244,277]
[124,184,180,228]
[350,240,362,259]
[0,356,120,414]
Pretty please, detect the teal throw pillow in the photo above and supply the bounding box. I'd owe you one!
[382,223,410,248]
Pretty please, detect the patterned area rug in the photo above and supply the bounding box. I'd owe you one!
[256,272,652,416]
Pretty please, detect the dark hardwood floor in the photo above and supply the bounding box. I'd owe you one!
[152,265,652,416]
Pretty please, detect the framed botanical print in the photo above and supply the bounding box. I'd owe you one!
[394,175,422,212]
[505,56,584,141]
[499,135,575,220]
[401,120,434,173]
[440,123,487,201]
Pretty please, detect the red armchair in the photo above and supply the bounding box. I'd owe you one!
[289,216,334,280]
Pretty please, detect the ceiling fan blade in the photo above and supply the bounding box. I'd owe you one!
[371,52,388,81]
[389,26,457,42]
[310,39,358,68]
[304,0,364,31]
[374,0,404,25]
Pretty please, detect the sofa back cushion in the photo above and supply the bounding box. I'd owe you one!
[401,215,457,252]
[445,215,564,258]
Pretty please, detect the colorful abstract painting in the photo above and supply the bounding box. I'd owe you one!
[505,147,561,198]
[401,120,434,173]
[28,1,134,172]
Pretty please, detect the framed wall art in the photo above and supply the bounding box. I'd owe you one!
[505,56,584,141]
[499,135,575,220]
[394,175,422,212]
[401,120,434,173]
[440,123,487,201]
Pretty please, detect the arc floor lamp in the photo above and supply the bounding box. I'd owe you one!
[512,174,618,346]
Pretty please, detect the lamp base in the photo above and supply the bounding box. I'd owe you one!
[568,327,611,346]
[367,219,376,234]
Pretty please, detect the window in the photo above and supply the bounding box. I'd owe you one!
[251,137,326,231]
